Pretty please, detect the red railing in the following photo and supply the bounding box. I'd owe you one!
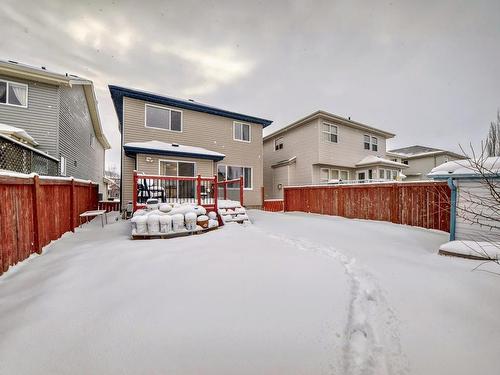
[132,171,244,212]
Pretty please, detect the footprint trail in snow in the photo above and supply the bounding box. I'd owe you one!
[256,228,409,375]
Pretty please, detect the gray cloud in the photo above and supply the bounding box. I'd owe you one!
[1,0,499,169]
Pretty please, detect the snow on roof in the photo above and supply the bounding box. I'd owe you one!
[388,145,464,159]
[355,155,408,168]
[123,141,225,159]
[429,157,500,177]
[0,123,38,145]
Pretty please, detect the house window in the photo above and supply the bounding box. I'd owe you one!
[159,160,195,177]
[371,137,378,151]
[402,160,409,165]
[234,122,251,142]
[379,169,385,179]
[60,156,66,176]
[363,135,370,150]
[90,134,95,149]
[368,169,373,179]
[323,123,338,143]
[320,168,330,183]
[274,137,284,150]
[218,165,252,189]
[340,170,349,180]
[159,160,196,199]
[391,170,398,180]
[0,79,28,107]
[145,104,182,132]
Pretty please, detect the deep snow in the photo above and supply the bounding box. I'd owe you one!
[1,211,499,374]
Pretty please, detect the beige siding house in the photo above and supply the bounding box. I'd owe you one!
[387,145,465,181]
[109,86,272,207]
[263,111,407,199]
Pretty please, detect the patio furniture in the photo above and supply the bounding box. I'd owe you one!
[79,209,108,228]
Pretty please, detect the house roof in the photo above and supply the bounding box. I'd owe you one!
[271,156,297,168]
[0,60,111,149]
[355,155,408,168]
[388,145,464,160]
[263,110,396,141]
[109,85,273,132]
[428,157,500,179]
[123,140,225,161]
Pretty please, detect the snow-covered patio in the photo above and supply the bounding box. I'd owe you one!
[1,211,499,375]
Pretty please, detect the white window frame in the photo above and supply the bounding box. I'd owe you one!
[233,121,251,143]
[217,164,253,190]
[319,168,349,183]
[363,134,370,150]
[274,136,284,151]
[158,159,196,176]
[320,168,330,183]
[339,170,349,180]
[322,122,338,143]
[145,103,183,132]
[371,136,378,151]
[0,79,28,108]
[60,155,66,176]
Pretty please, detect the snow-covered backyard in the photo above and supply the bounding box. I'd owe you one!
[1,211,499,374]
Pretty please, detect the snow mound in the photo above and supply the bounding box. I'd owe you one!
[439,241,500,259]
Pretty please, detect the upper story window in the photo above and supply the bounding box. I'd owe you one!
[371,137,378,151]
[364,135,370,150]
[0,79,28,108]
[274,137,284,150]
[323,122,338,143]
[145,104,182,132]
[234,122,251,142]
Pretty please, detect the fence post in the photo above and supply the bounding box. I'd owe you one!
[32,175,42,254]
[239,176,244,206]
[197,175,202,205]
[133,170,138,213]
[213,175,218,212]
[70,178,75,232]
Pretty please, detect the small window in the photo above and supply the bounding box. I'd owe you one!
[274,137,284,150]
[0,80,28,107]
[145,104,182,132]
[219,165,252,189]
[379,169,385,179]
[330,169,339,180]
[368,169,373,179]
[234,122,251,142]
[364,135,370,150]
[323,123,338,143]
[90,134,95,149]
[371,137,378,151]
[391,170,398,180]
[60,156,66,176]
[340,170,349,180]
[403,160,409,165]
[320,168,330,183]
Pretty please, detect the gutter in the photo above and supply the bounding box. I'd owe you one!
[447,177,457,241]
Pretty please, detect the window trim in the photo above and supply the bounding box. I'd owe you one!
[217,163,253,190]
[274,136,284,151]
[322,122,338,143]
[158,159,196,176]
[233,121,251,143]
[363,134,370,150]
[371,136,378,151]
[0,79,28,108]
[319,168,350,183]
[145,103,183,133]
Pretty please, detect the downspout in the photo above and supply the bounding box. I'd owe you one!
[447,177,457,241]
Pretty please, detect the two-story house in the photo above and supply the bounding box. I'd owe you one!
[387,145,466,181]
[109,85,272,207]
[263,110,407,198]
[0,60,110,196]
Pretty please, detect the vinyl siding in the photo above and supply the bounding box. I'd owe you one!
[263,118,319,198]
[0,74,59,157]
[122,97,264,206]
[455,180,500,241]
[59,85,105,194]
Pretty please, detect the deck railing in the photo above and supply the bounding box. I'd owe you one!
[132,171,243,212]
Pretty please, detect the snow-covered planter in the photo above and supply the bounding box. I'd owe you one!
[194,206,207,216]
[171,214,185,232]
[134,215,148,234]
[147,214,160,234]
[159,203,172,213]
[197,215,209,229]
[159,215,172,234]
[221,214,233,223]
[207,211,217,220]
[185,212,197,231]
[208,219,219,228]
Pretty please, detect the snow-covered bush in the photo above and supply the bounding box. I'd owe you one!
[159,215,172,234]
[185,212,197,231]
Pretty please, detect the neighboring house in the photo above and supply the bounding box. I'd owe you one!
[108,85,272,207]
[387,145,465,181]
[263,110,407,198]
[0,60,111,197]
[429,157,500,241]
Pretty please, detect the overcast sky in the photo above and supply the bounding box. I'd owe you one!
[1,0,499,170]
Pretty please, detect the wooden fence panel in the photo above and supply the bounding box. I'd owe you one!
[283,182,450,232]
[0,176,98,276]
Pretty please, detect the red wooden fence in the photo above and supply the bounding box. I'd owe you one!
[0,174,98,276]
[262,199,284,212]
[283,181,451,232]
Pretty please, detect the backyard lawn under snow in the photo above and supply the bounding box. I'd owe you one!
[1,211,499,375]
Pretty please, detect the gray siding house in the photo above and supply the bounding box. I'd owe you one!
[0,60,110,196]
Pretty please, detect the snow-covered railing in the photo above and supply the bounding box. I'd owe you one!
[132,171,244,212]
